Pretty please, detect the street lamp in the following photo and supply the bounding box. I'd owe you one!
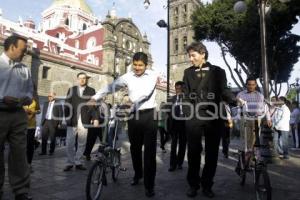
[234,0,290,100]
[144,0,170,98]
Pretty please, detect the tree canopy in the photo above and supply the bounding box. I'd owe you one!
[192,0,300,92]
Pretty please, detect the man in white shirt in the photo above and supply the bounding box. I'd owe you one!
[0,35,33,200]
[272,96,291,159]
[90,52,158,197]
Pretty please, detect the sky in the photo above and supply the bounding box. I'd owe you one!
[0,0,299,95]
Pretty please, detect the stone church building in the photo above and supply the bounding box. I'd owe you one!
[0,0,167,105]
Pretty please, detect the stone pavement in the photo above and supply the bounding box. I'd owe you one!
[2,133,300,200]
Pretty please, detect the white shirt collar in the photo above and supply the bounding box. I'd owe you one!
[1,53,11,65]
[0,53,18,66]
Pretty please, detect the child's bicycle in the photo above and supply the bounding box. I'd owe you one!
[235,101,272,200]
[86,115,126,200]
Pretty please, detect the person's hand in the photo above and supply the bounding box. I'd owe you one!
[227,119,234,128]
[93,120,99,127]
[267,120,272,128]
[237,98,246,106]
[87,98,97,106]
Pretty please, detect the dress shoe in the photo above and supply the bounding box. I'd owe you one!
[177,165,183,170]
[48,152,54,156]
[63,165,73,172]
[39,152,46,155]
[15,193,32,200]
[130,178,140,186]
[186,187,198,197]
[145,188,155,197]
[202,188,215,198]
[223,153,229,159]
[75,165,87,170]
[168,166,176,172]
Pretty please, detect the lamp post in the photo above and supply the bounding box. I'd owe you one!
[144,0,170,98]
[234,0,290,100]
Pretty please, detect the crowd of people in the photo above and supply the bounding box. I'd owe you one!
[1,35,300,200]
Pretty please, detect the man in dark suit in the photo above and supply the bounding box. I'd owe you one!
[63,72,96,171]
[40,92,62,155]
[183,42,235,198]
[167,81,186,172]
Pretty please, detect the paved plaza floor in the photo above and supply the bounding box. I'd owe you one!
[2,133,300,200]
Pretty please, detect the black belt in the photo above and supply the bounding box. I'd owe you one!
[135,108,154,114]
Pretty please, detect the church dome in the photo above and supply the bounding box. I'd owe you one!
[51,0,93,14]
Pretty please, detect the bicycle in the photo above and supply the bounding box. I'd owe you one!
[235,101,272,200]
[86,113,126,200]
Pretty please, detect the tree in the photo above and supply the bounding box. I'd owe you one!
[192,0,300,95]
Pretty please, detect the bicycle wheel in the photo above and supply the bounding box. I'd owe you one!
[86,162,105,200]
[111,150,121,182]
[255,167,272,200]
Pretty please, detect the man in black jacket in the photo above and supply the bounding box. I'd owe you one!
[167,81,186,172]
[183,42,235,198]
[63,72,96,171]
[40,92,62,155]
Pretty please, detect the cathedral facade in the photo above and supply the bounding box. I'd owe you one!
[0,0,167,104]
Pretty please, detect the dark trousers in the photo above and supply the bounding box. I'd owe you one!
[128,109,157,190]
[291,123,300,148]
[84,128,102,157]
[221,126,231,155]
[170,121,186,167]
[41,120,56,154]
[186,119,221,190]
[26,129,35,164]
[158,127,169,149]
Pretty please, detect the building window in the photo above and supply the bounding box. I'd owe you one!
[42,66,50,79]
[174,7,178,15]
[174,38,178,53]
[183,36,188,50]
[65,18,69,26]
[174,7,179,26]
[183,4,187,13]
[83,23,87,30]
[75,40,80,49]
[86,37,96,49]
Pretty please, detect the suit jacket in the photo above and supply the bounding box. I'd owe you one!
[64,86,96,127]
[41,100,63,127]
[166,94,186,130]
[182,62,235,122]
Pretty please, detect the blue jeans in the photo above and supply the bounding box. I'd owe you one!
[273,130,289,157]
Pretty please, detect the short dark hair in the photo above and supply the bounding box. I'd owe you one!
[133,52,148,65]
[246,76,257,84]
[186,41,208,60]
[175,81,185,87]
[4,34,27,51]
[77,72,88,78]
[279,96,287,104]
